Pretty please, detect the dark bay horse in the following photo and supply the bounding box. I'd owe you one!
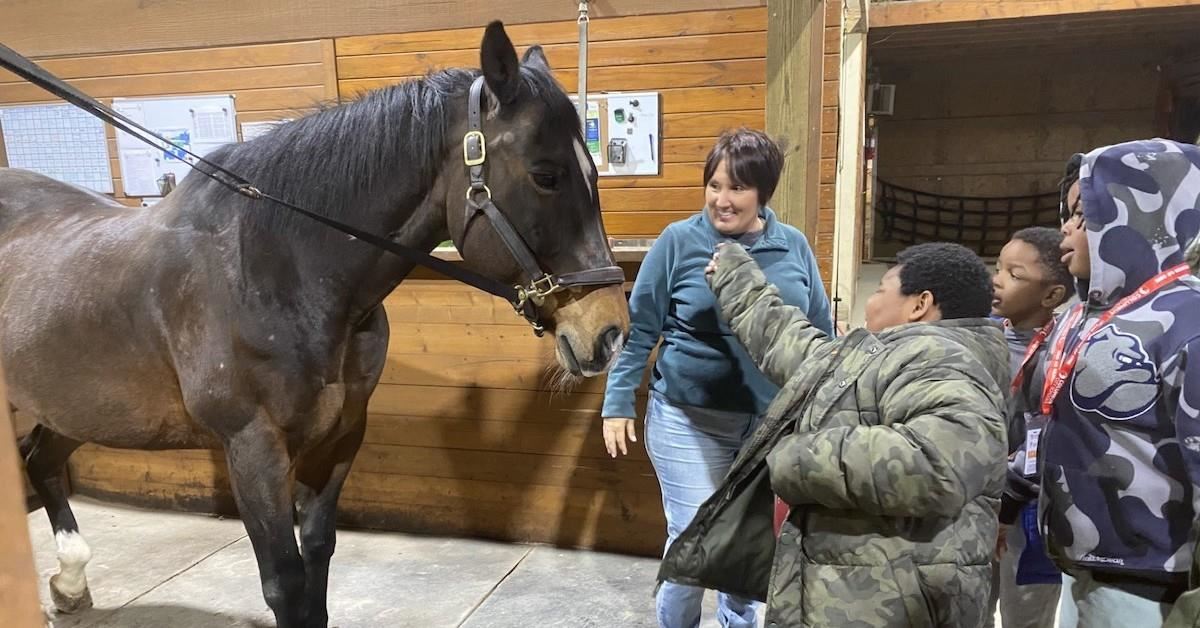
[1,22,629,627]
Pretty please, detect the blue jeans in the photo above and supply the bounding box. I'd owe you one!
[645,391,762,628]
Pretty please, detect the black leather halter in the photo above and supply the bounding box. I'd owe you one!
[460,77,625,335]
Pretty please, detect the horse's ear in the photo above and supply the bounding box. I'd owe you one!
[522,45,552,72]
[480,21,521,105]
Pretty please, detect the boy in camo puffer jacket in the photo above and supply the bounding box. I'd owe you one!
[656,241,1009,627]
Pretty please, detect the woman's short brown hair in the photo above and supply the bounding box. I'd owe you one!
[702,128,785,207]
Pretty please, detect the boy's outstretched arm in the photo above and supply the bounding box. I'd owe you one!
[707,243,834,387]
[765,346,1007,518]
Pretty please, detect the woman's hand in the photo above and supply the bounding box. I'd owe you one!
[602,418,638,458]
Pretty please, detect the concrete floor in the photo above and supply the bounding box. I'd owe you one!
[26,499,1029,627]
[26,498,738,628]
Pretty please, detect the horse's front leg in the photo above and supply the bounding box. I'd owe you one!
[223,422,307,628]
[294,305,386,626]
[294,422,365,627]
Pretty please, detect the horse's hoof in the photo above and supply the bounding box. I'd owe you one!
[48,575,93,614]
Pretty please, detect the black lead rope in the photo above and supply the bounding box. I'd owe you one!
[0,41,522,307]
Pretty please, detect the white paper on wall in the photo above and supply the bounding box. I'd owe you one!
[113,94,237,196]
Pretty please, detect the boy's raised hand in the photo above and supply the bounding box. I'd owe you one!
[705,242,729,276]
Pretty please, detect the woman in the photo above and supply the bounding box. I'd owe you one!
[601,127,832,628]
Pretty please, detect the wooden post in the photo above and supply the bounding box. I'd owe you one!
[766,0,825,234]
[0,363,45,628]
[833,0,868,324]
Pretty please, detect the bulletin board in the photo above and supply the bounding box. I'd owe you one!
[0,103,113,193]
[113,95,238,197]
[570,91,660,177]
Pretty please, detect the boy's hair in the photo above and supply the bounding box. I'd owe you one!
[896,242,993,319]
[1011,226,1074,304]
[1058,153,1084,224]
[702,128,785,207]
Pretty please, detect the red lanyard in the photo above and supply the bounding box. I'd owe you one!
[1011,319,1055,394]
[1040,263,1190,415]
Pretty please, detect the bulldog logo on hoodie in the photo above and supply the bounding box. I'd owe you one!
[1072,324,1160,421]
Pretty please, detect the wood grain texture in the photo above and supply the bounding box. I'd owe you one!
[0,363,44,628]
[871,0,1200,28]
[766,0,825,235]
[0,0,767,58]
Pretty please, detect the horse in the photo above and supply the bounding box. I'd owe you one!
[1,21,630,627]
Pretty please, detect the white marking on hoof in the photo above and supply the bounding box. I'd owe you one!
[50,531,92,612]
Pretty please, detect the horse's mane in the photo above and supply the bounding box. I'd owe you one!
[180,63,576,246]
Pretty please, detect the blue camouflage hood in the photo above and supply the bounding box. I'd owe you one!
[1078,138,1200,305]
[1040,139,1200,594]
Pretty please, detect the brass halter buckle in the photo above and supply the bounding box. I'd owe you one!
[514,275,563,310]
[463,130,486,167]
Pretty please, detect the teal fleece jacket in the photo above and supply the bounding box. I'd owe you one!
[602,207,832,418]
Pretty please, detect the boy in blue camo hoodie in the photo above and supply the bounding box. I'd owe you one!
[1041,139,1200,627]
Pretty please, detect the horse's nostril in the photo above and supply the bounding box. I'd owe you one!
[557,333,582,375]
[599,326,624,356]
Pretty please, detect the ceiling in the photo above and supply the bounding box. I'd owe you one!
[868,5,1200,63]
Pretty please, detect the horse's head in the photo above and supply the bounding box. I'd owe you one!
[435,22,630,377]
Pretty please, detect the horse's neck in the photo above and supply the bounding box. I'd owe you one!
[236,194,444,311]
[178,78,467,327]
[346,199,452,322]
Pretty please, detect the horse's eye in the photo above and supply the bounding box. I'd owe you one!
[531,172,559,190]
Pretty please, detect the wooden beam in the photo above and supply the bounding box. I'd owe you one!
[767,0,825,234]
[0,361,43,628]
[871,0,1200,28]
[320,39,340,105]
[833,0,868,326]
[0,0,767,59]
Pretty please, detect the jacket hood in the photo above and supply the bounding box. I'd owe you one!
[881,318,1009,394]
[1077,138,1200,305]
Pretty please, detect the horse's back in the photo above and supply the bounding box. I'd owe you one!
[0,168,125,221]
[0,168,199,445]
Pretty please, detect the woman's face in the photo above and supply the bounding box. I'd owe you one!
[705,160,761,236]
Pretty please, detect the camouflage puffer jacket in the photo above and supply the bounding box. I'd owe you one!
[656,245,1009,627]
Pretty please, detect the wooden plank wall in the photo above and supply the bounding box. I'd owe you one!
[0,0,766,59]
[335,7,768,238]
[869,0,1200,28]
[874,50,1159,198]
[0,40,339,205]
[8,7,780,558]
